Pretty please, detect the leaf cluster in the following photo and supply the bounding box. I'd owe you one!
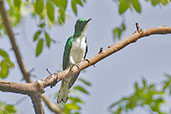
[113,23,126,41]
[0,49,14,79]
[117,0,170,15]
[33,23,55,56]
[109,74,171,114]
[0,102,16,114]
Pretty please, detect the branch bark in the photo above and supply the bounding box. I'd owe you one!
[30,94,44,114]
[0,80,43,95]
[39,25,171,88]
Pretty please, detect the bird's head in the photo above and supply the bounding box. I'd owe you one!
[74,18,91,37]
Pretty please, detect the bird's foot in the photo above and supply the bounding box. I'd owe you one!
[50,73,59,88]
[45,68,59,88]
[69,64,80,72]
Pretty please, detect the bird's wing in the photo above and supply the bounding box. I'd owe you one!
[69,37,88,88]
[69,72,80,88]
[84,37,88,59]
[63,37,73,70]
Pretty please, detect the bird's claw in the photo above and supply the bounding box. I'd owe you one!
[69,64,80,72]
[51,73,58,88]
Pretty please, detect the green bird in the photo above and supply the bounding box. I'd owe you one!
[57,18,91,103]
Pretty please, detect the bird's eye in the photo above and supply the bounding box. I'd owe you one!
[79,22,82,25]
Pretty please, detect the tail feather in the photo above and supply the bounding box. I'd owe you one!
[57,73,80,103]
[57,77,70,103]
[57,87,69,103]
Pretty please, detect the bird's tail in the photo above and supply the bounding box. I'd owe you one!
[57,78,70,103]
[57,73,80,103]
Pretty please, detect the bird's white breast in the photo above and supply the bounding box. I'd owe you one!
[70,36,87,64]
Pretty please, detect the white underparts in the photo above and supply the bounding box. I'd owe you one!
[70,24,88,64]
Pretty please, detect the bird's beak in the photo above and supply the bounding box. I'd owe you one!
[86,18,92,23]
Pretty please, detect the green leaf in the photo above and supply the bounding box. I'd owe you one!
[132,0,141,13]
[0,48,10,59]
[79,78,91,86]
[76,0,83,6]
[39,23,45,28]
[116,107,122,114]
[36,38,44,56]
[65,103,80,110]
[5,105,16,113]
[134,82,139,90]
[142,78,146,88]
[71,0,83,15]
[34,0,44,15]
[74,85,89,94]
[151,0,160,6]
[46,1,55,22]
[58,8,65,24]
[161,0,169,5]
[69,97,84,104]
[51,0,67,9]
[119,0,129,14]
[14,0,22,10]
[0,49,14,67]
[33,30,42,41]
[71,0,78,15]
[122,23,126,31]
[0,60,9,79]
[44,32,51,48]
[113,28,118,38]
[113,28,122,40]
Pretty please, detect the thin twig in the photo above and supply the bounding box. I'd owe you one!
[0,1,62,114]
[0,1,31,83]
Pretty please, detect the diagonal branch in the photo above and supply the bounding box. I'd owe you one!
[41,95,62,114]
[0,0,31,83]
[0,1,62,114]
[40,25,171,88]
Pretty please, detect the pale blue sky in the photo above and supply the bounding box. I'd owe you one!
[0,0,171,114]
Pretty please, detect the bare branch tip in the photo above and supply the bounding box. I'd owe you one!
[135,22,143,34]
[98,47,103,54]
[50,73,59,88]
[29,68,35,73]
[46,68,52,75]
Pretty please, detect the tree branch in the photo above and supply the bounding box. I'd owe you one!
[0,0,31,83]
[0,80,43,95]
[40,25,171,88]
[0,1,62,114]
[41,95,62,114]
[30,94,44,114]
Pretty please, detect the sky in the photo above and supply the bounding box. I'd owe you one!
[0,0,171,114]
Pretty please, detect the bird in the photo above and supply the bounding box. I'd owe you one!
[57,18,91,103]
